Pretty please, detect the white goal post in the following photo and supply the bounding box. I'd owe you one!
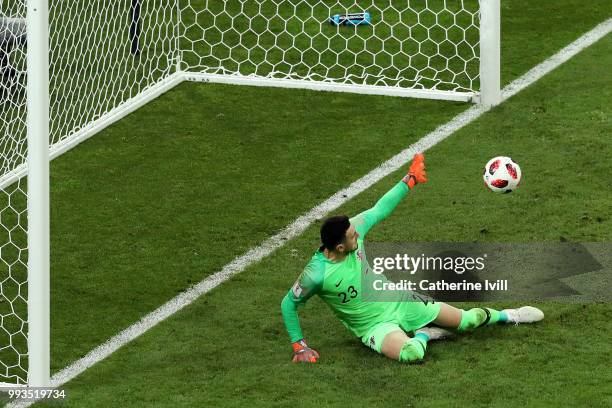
[25,0,50,388]
[0,0,500,387]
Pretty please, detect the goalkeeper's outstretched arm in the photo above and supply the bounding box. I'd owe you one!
[351,153,427,237]
[281,260,324,362]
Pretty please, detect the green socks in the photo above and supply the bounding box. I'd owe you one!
[486,308,508,325]
[457,308,508,332]
[399,334,428,362]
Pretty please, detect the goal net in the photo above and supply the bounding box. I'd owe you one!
[0,0,180,385]
[0,0,498,386]
[181,0,484,101]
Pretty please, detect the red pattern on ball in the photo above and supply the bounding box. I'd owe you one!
[489,159,500,175]
[506,163,518,179]
[491,179,508,188]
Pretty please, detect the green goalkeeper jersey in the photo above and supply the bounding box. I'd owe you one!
[281,180,410,342]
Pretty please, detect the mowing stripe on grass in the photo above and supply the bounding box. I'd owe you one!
[8,17,611,408]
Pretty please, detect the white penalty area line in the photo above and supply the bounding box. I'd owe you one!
[7,17,612,408]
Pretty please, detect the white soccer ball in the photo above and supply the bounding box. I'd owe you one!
[483,156,521,193]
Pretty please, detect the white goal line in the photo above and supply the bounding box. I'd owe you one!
[6,17,612,408]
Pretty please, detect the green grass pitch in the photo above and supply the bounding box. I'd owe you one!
[2,0,612,406]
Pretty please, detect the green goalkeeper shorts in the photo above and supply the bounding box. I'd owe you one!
[361,301,441,353]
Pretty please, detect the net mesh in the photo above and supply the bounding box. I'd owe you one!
[0,1,28,385]
[49,0,180,146]
[0,0,179,385]
[180,0,481,93]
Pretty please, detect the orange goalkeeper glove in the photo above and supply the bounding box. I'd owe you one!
[402,153,427,189]
[292,339,320,363]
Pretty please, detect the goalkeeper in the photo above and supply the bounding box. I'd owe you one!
[281,154,544,363]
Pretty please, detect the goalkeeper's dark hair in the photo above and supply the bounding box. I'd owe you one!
[320,215,350,251]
